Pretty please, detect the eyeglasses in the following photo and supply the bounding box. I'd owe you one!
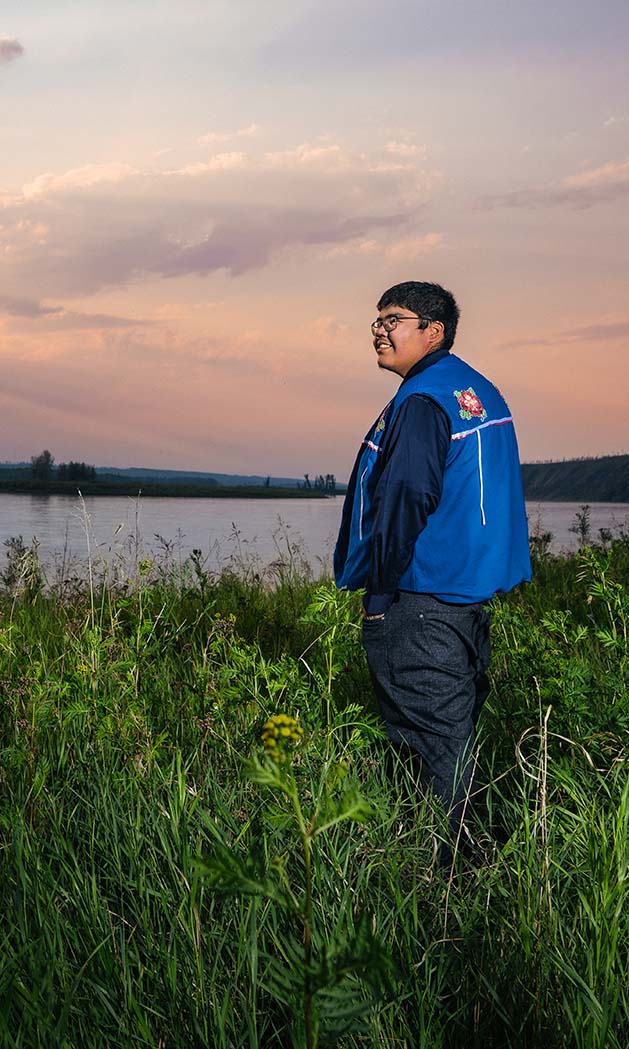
[371,314,431,335]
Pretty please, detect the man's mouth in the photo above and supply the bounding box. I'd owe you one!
[376,340,391,351]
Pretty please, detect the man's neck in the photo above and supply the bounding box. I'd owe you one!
[402,346,450,384]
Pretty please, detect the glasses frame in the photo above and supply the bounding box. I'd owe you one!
[371,314,431,335]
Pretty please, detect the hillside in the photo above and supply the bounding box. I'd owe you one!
[97,466,305,487]
[0,464,337,491]
[522,454,629,502]
[0,464,306,488]
[0,464,343,496]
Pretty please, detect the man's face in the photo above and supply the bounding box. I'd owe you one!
[372,304,443,378]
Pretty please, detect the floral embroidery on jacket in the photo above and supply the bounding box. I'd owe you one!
[454,387,487,421]
[375,408,388,433]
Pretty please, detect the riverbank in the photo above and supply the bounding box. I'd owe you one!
[0,479,330,498]
[522,452,629,501]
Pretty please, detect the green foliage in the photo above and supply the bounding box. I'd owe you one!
[0,536,628,1046]
[1,536,44,597]
[30,449,55,482]
[199,719,387,1048]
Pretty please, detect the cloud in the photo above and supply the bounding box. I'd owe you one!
[385,142,422,158]
[325,232,443,260]
[0,219,49,258]
[32,311,151,331]
[154,300,225,320]
[367,161,417,175]
[483,159,629,210]
[502,320,629,351]
[156,208,407,279]
[167,152,249,176]
[0,139,433,296]
[1,322,277,385]
[22,163,140,200]
[0,36,24,63]
[382,233,444,259]
[237,123,260,138]
[198,124,260,145]
[309,315,350,339]
[263,142,350,172]
[563,160,629,189]
[0,295,151,330]
[0,296,61,318]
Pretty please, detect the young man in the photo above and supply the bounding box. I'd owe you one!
[334,281,531,844]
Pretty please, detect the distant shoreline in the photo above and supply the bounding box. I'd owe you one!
[0,481,332,499]
[521,455,629,503]
[2,480,628,503]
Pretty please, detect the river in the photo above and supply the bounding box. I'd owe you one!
[0,494,628,580]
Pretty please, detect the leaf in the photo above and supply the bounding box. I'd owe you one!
[194,849,282,902]
[247,755,288,790]
[314,788,376,836]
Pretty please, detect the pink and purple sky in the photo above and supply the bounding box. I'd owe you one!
[1,1,628,479]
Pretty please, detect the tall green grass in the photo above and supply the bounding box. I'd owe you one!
[0,531,627,1047]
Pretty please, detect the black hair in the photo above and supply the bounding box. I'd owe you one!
[377,281,460,351]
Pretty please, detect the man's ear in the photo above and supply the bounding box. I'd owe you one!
[430,320,445,342]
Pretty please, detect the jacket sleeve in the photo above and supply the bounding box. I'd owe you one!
[363,394,450,615]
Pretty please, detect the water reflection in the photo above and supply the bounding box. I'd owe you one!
[0,494,343,577]
[1,494,629,578]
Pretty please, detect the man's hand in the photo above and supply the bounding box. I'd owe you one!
[361,607,386,621]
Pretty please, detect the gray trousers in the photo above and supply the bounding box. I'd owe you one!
[362,591,491,832]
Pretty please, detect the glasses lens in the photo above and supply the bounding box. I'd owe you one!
[372,317,398,334]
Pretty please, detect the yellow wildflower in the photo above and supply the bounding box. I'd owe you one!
[261,714,303,763]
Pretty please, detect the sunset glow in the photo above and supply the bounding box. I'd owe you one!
[2,1,628,478]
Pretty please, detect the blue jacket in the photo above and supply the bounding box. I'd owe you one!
[334,351,531,605]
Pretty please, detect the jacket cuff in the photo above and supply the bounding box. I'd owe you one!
[364,592,395,615]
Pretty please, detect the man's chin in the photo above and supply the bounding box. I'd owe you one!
[376,357,398,374]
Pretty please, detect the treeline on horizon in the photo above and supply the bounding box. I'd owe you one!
[0,476,330,500]
[0,452,336,499]
[1,450,628,501]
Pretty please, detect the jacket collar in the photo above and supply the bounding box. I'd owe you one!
[401,347,450,385]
